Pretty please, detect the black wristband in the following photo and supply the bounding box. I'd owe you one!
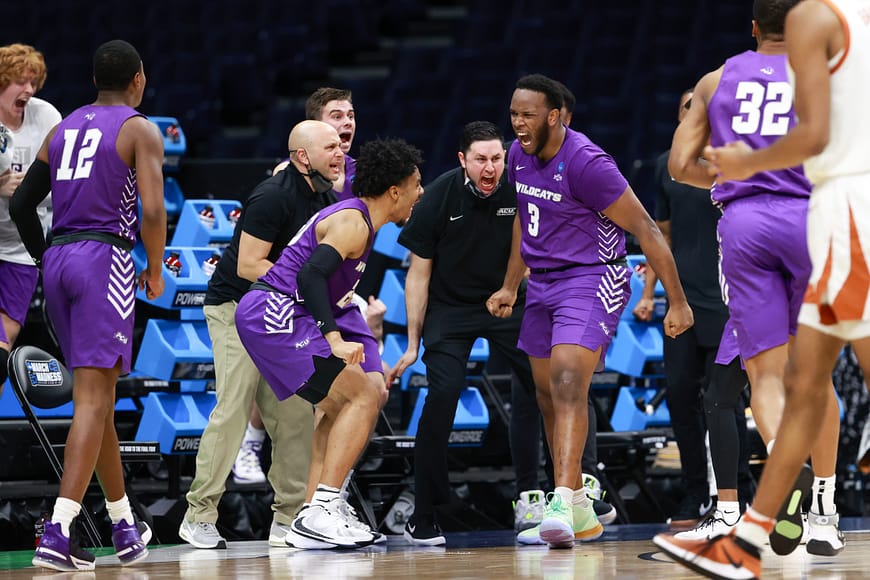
[296,244,344,335]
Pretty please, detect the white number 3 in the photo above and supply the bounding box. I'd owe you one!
[527,202,540,237]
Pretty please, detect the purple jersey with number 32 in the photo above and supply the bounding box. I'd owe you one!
[707,51,811,205]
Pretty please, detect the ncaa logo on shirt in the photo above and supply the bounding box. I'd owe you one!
[553,161,565,182]
[496,207,516,216]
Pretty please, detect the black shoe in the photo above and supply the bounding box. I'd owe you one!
[403,515,446,546]
[593,499,617,525]
[667,494,714,531]
[770,463,813,555]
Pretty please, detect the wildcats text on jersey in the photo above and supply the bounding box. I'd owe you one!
[515,181,562,202]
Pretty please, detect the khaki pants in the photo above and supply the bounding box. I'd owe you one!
[184,302,313,525]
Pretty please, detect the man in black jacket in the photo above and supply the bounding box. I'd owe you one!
[390,121,541,545]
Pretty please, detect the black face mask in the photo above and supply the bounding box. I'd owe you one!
[298,148,337,195]
[306,167,336,195]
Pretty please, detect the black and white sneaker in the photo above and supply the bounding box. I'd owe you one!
[667,494,714,531]
[290,502,374,549]
[403,515,445,546]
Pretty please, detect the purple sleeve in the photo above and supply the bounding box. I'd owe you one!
[568,151,628,212]
[507,141,518,187]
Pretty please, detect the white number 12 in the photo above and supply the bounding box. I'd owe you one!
[56,128,103,181]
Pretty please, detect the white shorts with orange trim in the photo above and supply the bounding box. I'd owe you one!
[799,173,870,340]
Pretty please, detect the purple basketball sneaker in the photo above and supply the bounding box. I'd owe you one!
[112,518,148,565]
[32,521,96,571]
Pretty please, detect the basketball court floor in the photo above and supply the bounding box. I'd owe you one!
[3,518,869,579]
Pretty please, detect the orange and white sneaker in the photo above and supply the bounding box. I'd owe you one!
[653,531,761,580]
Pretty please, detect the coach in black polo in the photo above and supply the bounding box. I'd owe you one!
[390,121,539,545]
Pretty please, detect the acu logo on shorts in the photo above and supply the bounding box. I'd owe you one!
[25,359,64,387]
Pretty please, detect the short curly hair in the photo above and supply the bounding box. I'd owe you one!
[0,44,47,92]
[515,74,564,112]
[94,40,141,91]
[754,0,801,36]
[353,138,423,199]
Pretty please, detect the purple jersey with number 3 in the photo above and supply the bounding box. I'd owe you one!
[508,129,628,270]
[47,105,142,242]
[708,51,811,205]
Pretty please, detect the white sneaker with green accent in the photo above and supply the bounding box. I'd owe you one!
[539,493,574,548]
[514,490,545,532]
[572,501,603,542]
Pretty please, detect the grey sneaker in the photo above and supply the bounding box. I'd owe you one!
[178,519,227,549]
[269,520,292,547]
[514,490,545,532]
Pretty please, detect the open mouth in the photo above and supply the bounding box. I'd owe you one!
[14,98,28,109]
[516,132,532,147]
[478,174,497,193]
[339,131,353,151]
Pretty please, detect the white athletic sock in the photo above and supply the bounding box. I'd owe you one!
[106,494,135,525]
[735,507,774,548]
[243,423,266,444]
[811,475,837,515]
[717,500,740,524]
[572,487,590,509]
[312,484,340,505]
[554,486,573,506]
[51,497,82,537]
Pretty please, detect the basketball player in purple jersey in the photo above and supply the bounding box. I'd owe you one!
[235,138,422,549]
[656,0,843,561]
[10,40,165,570]
[660,0,870,575]
[487,74,693,548]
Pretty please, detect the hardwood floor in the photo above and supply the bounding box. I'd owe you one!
[4,521,869,579]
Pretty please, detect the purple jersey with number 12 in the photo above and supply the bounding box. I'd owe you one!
[47,105,142,242]
[508,128,628,271]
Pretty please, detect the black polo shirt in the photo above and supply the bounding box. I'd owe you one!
[205,165,334,305]
[399,167,518,307]
[654,150,726,313]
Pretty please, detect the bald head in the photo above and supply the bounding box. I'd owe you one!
[287,120,344,185]
[288,120,339,153]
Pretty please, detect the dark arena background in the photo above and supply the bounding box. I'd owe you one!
[2,0,869,578]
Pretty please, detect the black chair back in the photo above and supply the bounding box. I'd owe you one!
[8,345,74,410]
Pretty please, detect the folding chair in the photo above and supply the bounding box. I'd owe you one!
[6,345,161,547]
[6,345,103,547]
